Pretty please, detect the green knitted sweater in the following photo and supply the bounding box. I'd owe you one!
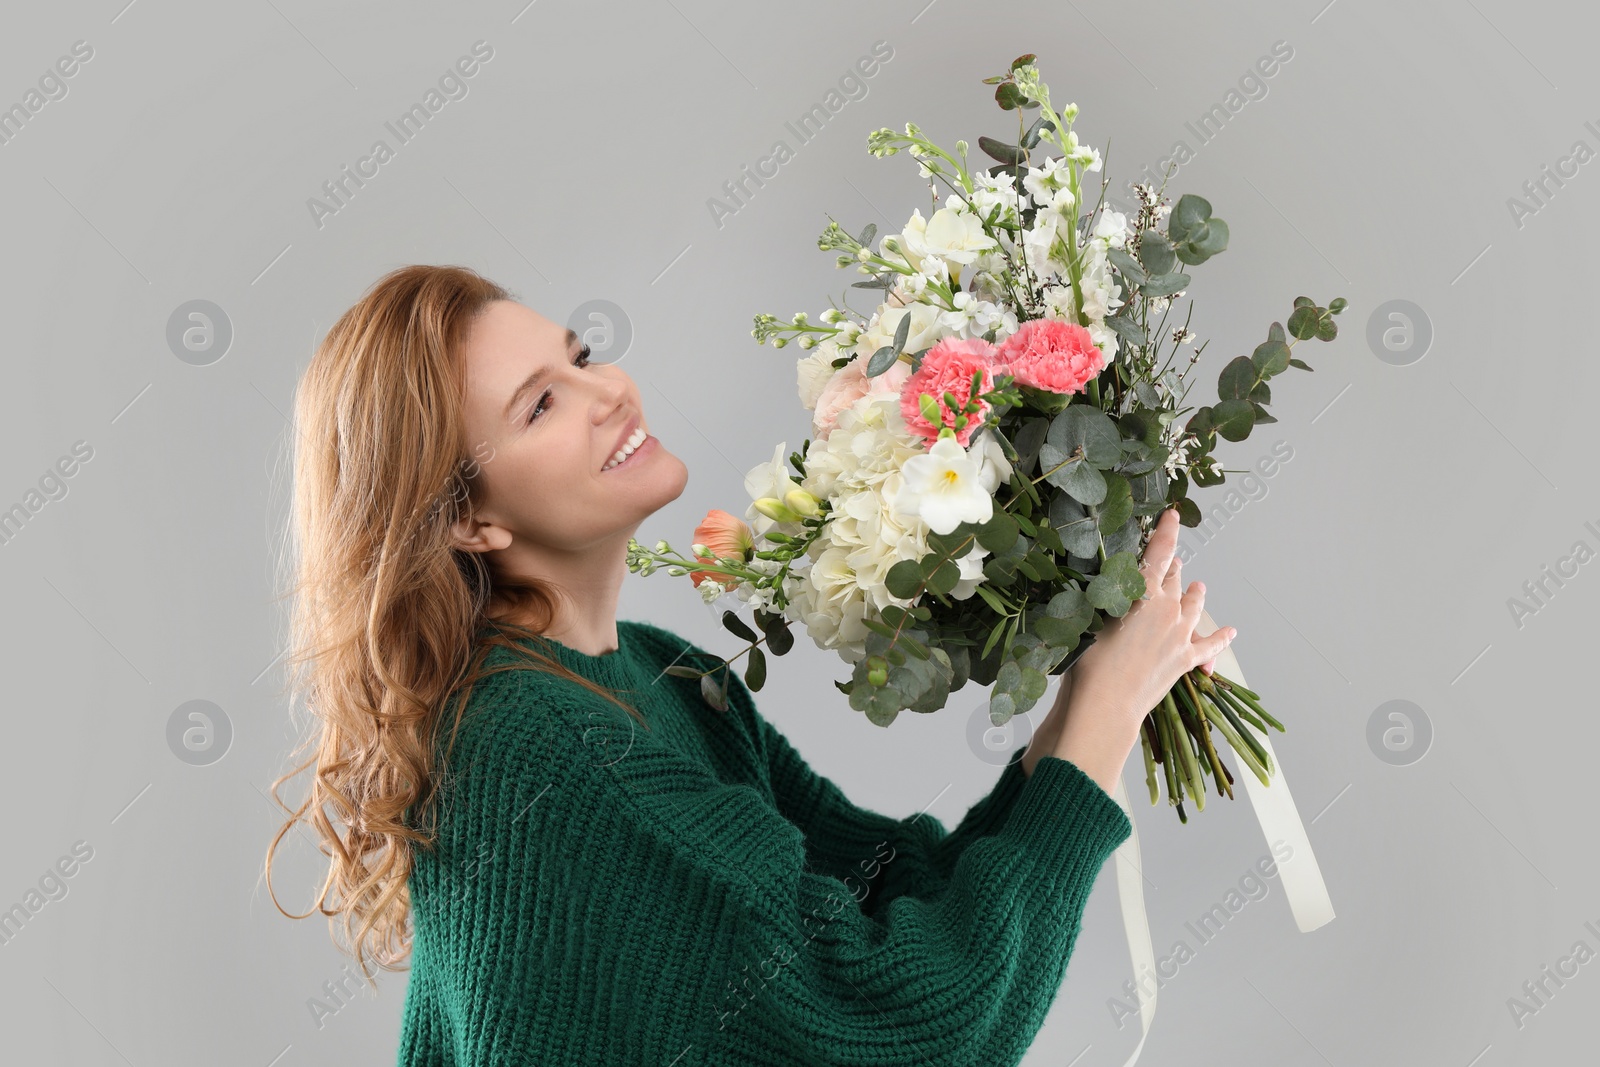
[396,618,1131,1065]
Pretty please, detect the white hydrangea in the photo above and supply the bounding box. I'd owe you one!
[789,394,998,664]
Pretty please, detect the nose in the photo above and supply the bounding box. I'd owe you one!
[590,370,629,424]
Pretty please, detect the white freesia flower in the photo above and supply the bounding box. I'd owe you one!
[744,441,802,536]
[892,209,941,274]
[920,206,998,266]
[796,339,840,411]
[971,427,1014,494]
[892,435,995,535]
[855,301,945,363]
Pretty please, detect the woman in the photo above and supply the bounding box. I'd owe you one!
[265,264,1235,1065]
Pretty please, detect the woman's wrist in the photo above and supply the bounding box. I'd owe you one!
[1048,685,1141,798]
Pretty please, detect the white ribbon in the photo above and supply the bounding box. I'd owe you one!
[1104,611,1336,1065]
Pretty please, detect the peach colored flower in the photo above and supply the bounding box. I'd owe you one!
[812,356,913,440]
[994,317,1105,395]
[898,336,1003,447]
[689,509,753,587]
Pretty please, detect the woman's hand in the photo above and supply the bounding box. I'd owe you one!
[1048,507,1237,797]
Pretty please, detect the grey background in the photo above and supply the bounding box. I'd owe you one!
[0,0,1592,1064]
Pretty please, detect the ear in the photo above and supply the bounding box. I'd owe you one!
[449,511,513,554]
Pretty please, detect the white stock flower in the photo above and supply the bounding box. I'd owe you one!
[732,555,788,615]
[970,170,1030,227]
[1022,157,1072,205]
[939,292,1008,340]
[892,435,995,535]
[1092,210,1129,248]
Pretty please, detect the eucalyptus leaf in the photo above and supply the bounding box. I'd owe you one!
[1108,314,1148,347]
[1108,247,1148,286]
[701,669,728,711]
[745,646,767,691]
[1137,232,1176,275]
[722,610,758,642]
[1167,194,1212,242]
[891,309,912,353]
[1141,272,1190,298]
[977,511,1020,553]
[866,343,899,377]
[1251,338,1291,377]
[926,559,961,596]
[1286,305,1319,339]
[1046,404,1123,466]
[1089,472,1132,533]
[1048,493,1102,556]
[1012,417,1049,474]
[978,135,1028,165]
[1217,355,1260,401]
[886,558,925,599]
[1086,551,1146,615]
[1211,398,1256,441]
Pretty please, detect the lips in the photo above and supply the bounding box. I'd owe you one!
[602,416,646,472]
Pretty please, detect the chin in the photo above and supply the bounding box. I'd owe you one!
[627,446,690,517]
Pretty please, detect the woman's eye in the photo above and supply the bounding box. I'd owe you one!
[526,345,596,424]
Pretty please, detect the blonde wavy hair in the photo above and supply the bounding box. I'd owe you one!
[263,264,646,984]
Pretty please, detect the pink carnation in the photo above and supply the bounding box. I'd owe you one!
[994,317,1105,395]
[898,336,1003,447]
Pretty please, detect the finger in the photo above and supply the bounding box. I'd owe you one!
[1138,508,1181,588]
[1179,578,1206,624]
[1192,624,1236,669]
[1161,554,1183,595]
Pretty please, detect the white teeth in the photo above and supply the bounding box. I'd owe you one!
[603,426,648,470]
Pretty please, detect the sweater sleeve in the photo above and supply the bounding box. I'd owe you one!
[600,737,1132,1065]
[749,700,1037,914]
[633,620,1042,914]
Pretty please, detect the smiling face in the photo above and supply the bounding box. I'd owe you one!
[449,300,687,574]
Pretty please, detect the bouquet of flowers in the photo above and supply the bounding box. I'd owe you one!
[627,54,1345,821]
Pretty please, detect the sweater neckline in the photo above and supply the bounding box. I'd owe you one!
[482,619,646,693]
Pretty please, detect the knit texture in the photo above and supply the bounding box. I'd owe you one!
[396,619,1132,1066]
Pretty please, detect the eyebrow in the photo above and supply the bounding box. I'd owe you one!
[502,328,580,423]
